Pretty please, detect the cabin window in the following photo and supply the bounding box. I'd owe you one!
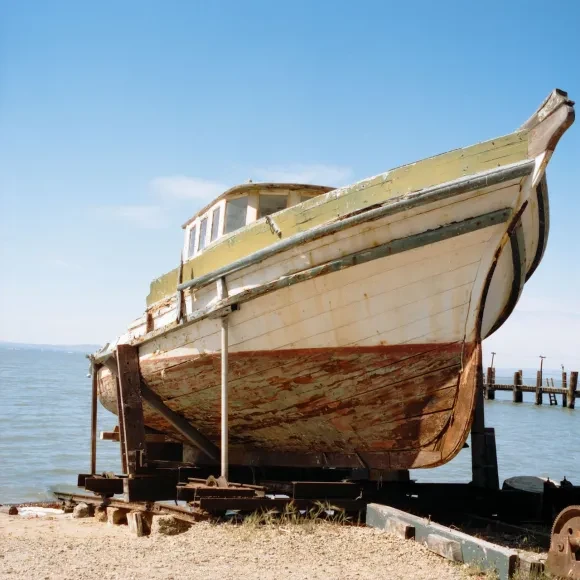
[301,194,317,203]
[210,206,221,242]
[225,196,248,234]
[187,225,197,258]
[198,216,208,251]
[258,194,287,218]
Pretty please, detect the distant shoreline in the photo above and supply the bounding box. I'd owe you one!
[0,341,100,354]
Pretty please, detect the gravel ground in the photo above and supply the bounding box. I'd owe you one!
[0,513,475,580]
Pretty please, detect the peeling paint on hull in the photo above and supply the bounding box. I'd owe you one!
[97,342,478,470]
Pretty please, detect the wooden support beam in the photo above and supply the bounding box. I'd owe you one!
[84,477,124,496]
[569,371,578,409]
[123,475,179,502]
[116,345,148,475]
[366,504,519,580]
[139,383,219,462]
[113,374,128,473]
[197,497,366,513]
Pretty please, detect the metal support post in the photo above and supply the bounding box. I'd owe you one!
[90,361,98,475]
[221,315,229,481]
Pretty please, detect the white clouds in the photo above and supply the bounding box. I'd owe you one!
[151,176,226,201]
[252,164,353,186]
[100,164,351,230]
[107,205,168,229]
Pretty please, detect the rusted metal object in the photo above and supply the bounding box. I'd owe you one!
[546,505,580,579]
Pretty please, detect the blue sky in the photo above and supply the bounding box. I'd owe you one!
[1,0,578,368]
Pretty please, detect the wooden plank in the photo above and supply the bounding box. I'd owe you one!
[176,486,257,501]
[116,345,147,475]
[84,477,124,496]
[123,475,179,502]
[292,481,359,500]
[366,503,519,580]
[197,497,367,513]
[113,374,128,473]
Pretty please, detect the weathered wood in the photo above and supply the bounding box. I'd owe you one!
[485,367,495,400]
[116,345,148,475]
[562,372,568,407]
[123,475,179,502]
[84,477,124,496]
[569,371,578,410]
[384,517,416,540]
[366,504,519,580]
[292,481,359,500]
[113,374,128,473]
[471,365,498,489]
[426,533,463,562]
[139,383,219,462]
[535,371,543,405]
[127,511,148,536]
[512,371,523,403]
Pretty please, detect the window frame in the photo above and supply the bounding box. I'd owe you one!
[257,191,288,220]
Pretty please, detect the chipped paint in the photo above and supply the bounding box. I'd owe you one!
[98,342,471,470]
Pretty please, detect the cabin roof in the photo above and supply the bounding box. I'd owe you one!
[181,182,334,229]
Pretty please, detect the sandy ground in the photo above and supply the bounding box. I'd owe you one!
[0,512,476,580]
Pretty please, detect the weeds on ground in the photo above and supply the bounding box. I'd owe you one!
[460,561,499,579]
[230,501,353,537]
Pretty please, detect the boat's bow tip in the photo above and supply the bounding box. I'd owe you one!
[520,88,574,158]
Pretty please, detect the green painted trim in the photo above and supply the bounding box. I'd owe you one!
[147,131,529,306]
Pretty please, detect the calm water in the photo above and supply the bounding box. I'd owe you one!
[0,348,578,503]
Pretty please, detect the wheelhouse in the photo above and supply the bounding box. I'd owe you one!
[181,183,332,261]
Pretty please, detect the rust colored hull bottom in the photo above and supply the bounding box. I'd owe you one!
[97,342,481,471]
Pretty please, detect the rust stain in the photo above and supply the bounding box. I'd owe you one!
[97,342,474,470]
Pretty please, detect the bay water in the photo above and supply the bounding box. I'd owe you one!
[0,346,578,504]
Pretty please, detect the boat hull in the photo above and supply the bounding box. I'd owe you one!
[94,90,574,473]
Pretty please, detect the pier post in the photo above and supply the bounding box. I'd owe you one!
[568,371,578,410]
[485,367,495,400]
[535,371,543,405]
[562,372,567,407]
[512,371,523,403]
[471,363,499,489]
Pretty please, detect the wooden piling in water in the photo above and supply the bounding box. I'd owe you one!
[512,371,523,403]
[535,371,543,405]
[485,367,495,400]
[562,372,567,407]
[569,371,578,410]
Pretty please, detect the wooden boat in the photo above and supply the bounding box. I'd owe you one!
[93,90,574,475]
